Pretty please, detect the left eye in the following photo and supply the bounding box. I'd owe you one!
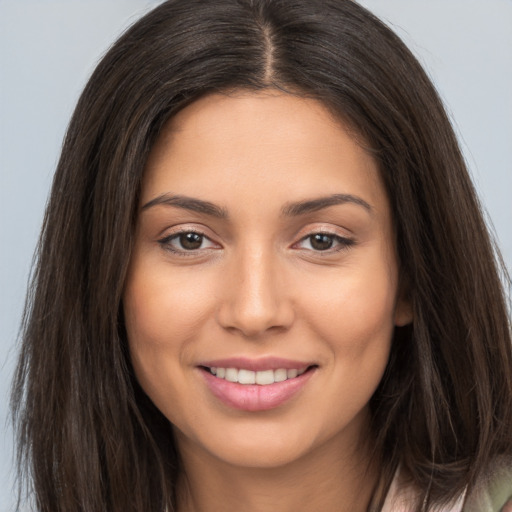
[159,231,217,252]
[297,233,353,252]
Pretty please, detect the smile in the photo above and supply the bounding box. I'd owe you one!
[199,361,317,411]
[206,367,308,385]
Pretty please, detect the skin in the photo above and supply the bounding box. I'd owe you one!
[123,90,413,512]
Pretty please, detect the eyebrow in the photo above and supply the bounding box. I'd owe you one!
[141,194,228,218]
[281,194,372,216]
[141,193,372,218]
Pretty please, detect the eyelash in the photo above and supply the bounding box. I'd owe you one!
[158,230,218,256]
[157,230,355,256]
[294,232,355,253]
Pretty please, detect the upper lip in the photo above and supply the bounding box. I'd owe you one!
[197,357,315,372]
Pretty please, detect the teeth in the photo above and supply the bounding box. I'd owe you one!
[256,369,274,385]
[225,368,238,382]
[238,369,256,385]
[274,368,287,382]
[208,366,308,385]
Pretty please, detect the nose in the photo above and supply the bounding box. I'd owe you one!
[216,247,294,338]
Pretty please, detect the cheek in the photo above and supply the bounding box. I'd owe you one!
[124,262,215,346]
[122,261,216,413]
[313,271,396,397]
[296,254,398,404]
[302,266,397,347]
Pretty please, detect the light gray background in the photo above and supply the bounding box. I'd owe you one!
[1,1,511,510]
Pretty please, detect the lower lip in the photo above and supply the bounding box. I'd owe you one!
[200,368,315,412]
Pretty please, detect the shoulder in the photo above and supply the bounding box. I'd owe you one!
[382,459,512,512]
[463,457,512,512]
[381,469,465,512]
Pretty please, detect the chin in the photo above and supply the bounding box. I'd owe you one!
[173,407,369,472]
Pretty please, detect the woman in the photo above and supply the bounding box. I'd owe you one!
[12,0,512,511]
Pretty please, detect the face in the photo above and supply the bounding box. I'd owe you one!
[123,91,411,470]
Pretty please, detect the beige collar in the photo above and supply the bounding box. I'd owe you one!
[381,469,465,512]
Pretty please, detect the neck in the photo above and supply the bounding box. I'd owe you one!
[175,428,379,512]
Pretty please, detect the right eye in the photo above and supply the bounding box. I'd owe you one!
[158,231,218,254]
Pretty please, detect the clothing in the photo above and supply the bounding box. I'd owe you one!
[382,462,512,512]
[464,462,512,512]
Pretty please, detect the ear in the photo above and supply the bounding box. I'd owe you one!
[394,278,413,327]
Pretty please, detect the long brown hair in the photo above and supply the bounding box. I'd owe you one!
[12,1,512,510]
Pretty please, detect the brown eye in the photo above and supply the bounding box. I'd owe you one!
[179,232,203,250]
[309,234,334,251]
[158,230,218,254]
[294,232,355,253]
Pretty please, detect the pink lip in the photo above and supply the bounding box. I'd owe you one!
[199,363,316,412]
[198,356,312,372]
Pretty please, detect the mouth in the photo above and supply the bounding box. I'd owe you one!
[198,362,318,411]
[200,366,313,385]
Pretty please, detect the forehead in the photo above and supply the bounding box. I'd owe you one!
[142,90,387,215]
